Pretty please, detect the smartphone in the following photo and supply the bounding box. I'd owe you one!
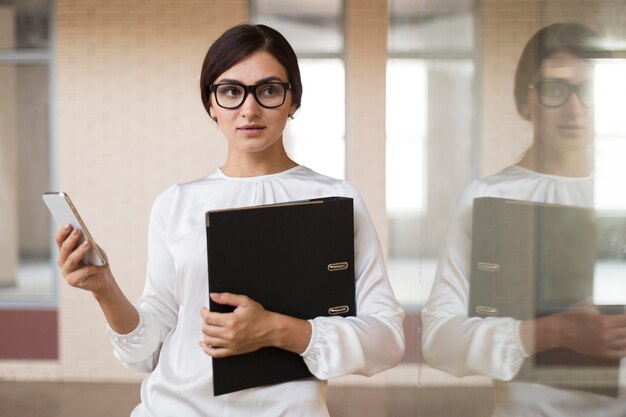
[42,192,106,266]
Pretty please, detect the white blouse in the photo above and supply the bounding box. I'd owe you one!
[107,165,405,417]
[421,165,625,417]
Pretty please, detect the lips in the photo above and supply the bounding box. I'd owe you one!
[558,124,585,131]
[237,124,265,132]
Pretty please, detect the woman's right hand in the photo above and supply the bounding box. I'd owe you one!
[55,225,140,334]
[522,304,626,360]
[55,224,113,295]
[556,305,626,360]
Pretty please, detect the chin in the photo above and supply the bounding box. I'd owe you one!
[237,142,275,154]
[555,137,592,152]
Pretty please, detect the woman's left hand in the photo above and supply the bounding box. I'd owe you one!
[199,292,276,358]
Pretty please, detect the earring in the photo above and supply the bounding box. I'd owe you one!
[288,114,294,120]
[212,117,217,122]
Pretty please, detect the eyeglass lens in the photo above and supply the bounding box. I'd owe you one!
[214,83,287,109]
[536,80,592,108]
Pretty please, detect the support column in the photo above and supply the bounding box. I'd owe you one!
[0,5,18,286]
[345,0,389,255]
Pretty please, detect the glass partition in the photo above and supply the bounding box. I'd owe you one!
[409,1,626,416]
[386,0,477,309]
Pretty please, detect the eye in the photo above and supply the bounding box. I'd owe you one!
[217,85,243,98]
[258,84,282,97]
[541,82,567,98]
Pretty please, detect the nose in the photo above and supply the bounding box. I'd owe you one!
[563,90,586,115]
[239,91,261,118]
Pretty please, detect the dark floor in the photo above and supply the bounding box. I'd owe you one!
[0,381,494,417]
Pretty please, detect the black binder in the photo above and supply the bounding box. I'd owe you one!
[206,196,356,396]
[469,197,598,319]
[468,197,623,397]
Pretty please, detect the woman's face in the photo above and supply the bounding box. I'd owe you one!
[209,50,296,157]
[523,51,595,153]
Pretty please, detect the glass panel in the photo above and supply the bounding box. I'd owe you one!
[284,59,345,179]
[0,63,52,302]
[251,0,343,54]
[0,0,51,50]
[386,59,427,215]
[386,58,474,307]
[388,0,475,54]
[594,59,626,211]
[415,1,626,414]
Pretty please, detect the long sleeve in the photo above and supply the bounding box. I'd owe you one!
[301,196,406,379]
[420,185,528,381]
[106,187,180,372]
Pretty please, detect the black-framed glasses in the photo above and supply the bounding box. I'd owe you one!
[207,82,291,109]
[529,79,593,108]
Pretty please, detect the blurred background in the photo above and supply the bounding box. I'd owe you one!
[1,0,625,416]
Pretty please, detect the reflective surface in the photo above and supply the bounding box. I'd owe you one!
[0,0,51,49]
[250,0,343,55]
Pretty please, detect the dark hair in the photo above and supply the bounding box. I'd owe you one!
[513,22,611,120]
[200,24,302,118]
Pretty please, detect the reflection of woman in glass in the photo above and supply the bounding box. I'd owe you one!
[55,24,404,416]
[422,23,626,416]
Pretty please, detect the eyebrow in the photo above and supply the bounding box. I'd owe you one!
[215,76,287,85]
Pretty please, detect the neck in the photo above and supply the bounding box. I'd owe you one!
[221,146,297,178]
[517,142,592,177]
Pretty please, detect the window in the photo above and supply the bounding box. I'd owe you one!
[386,0,477,307]
[0,0,54,305]
[250,0,346,178]
[594,59,626,211]
[284,58,345,179]
[386,59,427,214]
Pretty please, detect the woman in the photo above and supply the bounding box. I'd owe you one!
[56,24,405,417]
[421,22,626,416]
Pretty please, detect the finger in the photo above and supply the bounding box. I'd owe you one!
[210,292,250,307]
[58,228,83,266]
[201,309,232,328]
[54,224,73,249]
[61,240,91,273]
[201,321,227,339]
[201,332,225,345]
[200,306,223,324]
[199,341,232,358]
[207,347,233,358]
[604,329,626,348]
[606,312,626,327]
[200,306,212,321]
